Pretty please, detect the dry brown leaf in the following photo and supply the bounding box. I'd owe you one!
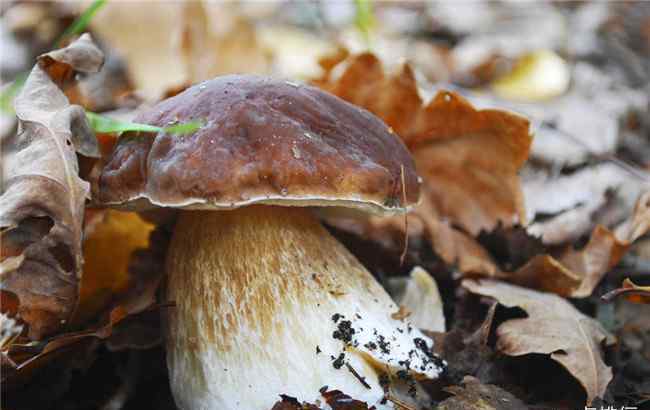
[0,34,102,340]
[315,51,650,299]
[602,278,650,305]
[511,191,650,297]
[462,279,616,405]
[438,376,526,410]
[314,52,530,277]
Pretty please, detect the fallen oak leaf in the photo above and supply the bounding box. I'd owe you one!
[313,52,531,235]
[0,33,102,339]
[314,51,650,299]
[462,279,616,405]
[602,278,650,305]
[314,52,530,277]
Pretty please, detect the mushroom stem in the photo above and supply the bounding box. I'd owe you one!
[165,206,441,410]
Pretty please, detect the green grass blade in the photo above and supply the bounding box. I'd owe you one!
[55,0,107,46]
[354,0,374,47]
[85,111,203,135]
[164,121,203,135]
[85,111,161,133]
[0,73,28,114]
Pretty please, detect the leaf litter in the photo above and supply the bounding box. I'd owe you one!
[2,2,650,410]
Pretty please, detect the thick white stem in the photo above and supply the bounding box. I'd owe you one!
[165,206,442,410]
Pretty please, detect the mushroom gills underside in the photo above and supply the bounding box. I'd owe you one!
[165,206,444,410]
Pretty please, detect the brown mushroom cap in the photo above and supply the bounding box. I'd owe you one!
[96,75,419,214]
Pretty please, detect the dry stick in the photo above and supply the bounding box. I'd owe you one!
[400,164,409,266]
[344,362,371,389]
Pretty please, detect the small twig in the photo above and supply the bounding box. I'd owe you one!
[345,362,371,389]
[400,164,409,266]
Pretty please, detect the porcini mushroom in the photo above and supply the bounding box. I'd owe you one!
[96,75,444,409]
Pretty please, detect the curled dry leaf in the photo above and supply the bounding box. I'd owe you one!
[462,279,616,405]
[0,34,102,340]
[602,278,650,305]
[511,190,650,297]
[313,52,531,277]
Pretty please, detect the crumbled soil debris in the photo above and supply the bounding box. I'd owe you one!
[331,353,346,370]
[332,320,355,345]
[372,330,391,355]
[414,337,447,372]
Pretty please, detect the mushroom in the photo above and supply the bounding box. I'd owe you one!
[96,75,444,409]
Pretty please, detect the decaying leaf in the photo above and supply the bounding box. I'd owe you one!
[462,279,616,405]
[0,34,102,340]
[603,278,650,305]
[438,376,526,410]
